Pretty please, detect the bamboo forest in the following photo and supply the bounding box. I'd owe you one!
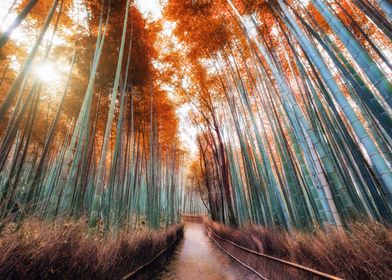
[0,0,391,279]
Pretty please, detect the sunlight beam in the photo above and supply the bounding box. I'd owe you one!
[33,62,59,83]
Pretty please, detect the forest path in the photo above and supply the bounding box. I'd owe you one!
[156,221,258,280]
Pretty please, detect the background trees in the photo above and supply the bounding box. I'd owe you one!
[165,0,392,230]
[0,0,183,233]
[1,0,391,234]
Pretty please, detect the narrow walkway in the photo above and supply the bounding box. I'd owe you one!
[157,222,258,280]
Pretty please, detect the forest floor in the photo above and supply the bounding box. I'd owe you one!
[1,217,391,280]
[0,218,183,280]
[206,219,392,280]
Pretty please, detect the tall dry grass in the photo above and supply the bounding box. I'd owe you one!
[0,219,183,280]
[206,219,392,280]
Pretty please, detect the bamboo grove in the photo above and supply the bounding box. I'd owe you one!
[0,0,184,233]
[1,0,392,235]
[164,0,392,230]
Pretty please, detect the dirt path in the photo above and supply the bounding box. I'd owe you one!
[156,222,258,280]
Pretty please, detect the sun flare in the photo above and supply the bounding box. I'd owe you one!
[33,62,59,83]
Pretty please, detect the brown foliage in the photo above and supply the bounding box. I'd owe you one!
[206,219,392,280]
[164,0,232,58]
[0,219,183,280]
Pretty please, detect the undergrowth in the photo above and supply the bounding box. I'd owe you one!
[0,218,183,280]
[206,219,392,280]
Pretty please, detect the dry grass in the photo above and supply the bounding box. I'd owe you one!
[206,219,392,280]
[0,219,183,280]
